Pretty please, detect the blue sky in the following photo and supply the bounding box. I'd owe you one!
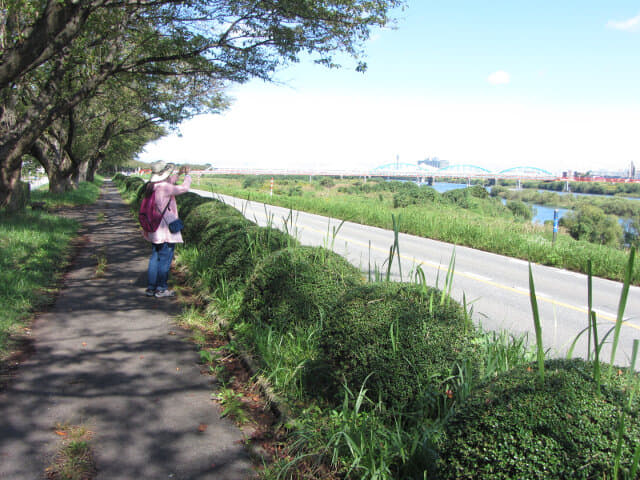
[140,1,640,174]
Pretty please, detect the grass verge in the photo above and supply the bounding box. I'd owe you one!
[0,179,101,366]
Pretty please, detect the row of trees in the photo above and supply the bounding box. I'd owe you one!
[0,0,402,210]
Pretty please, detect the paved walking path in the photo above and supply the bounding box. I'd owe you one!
[0,182,253,479]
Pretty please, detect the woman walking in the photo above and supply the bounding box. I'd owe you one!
[143,161,191,297]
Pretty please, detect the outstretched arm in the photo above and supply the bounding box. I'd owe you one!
[164,172,191,196]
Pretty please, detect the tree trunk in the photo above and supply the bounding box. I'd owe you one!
[48,167,74,193]
[86,153,104,183]
[0,120,43,209]
[9,181,31,211]
[0,165,23,211]
[73,160,89,185]
[30,137,75,194]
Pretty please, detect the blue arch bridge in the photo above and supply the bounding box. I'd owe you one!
[197,163,559,183]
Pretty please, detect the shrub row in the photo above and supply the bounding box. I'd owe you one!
[114,174,640,479]
[439,359,640,479]
[114,174,476,418]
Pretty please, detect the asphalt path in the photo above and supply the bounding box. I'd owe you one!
[193,189,640,367]
[0,183,253,479]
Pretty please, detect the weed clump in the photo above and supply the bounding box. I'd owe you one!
[240,246,363,331]
[319,282,477,417]
[438,358,640,479]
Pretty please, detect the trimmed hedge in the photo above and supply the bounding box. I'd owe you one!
[175,192,212,220]
[319,282,478,415]
[438,359,640,479]
[123,176,145,194]
[183,200,246,244]
[200,220,295,286]
[240,246,364,331]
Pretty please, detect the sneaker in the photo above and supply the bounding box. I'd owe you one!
[154,289,175,298]
[145,288,156,297]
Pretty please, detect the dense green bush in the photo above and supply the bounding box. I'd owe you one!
[319,282,477,416]
[175,192,211,220]
[287,185,303,196]
[199,222,295,286]
[442,185,489,208]
[439,359,640,479]
[560,205,624,247]
[123,176,145,197]
[489,185,508,197]
[441,187,472,208]
[240,246,363,331]
[506,200,534,221]
[393,185,438,208]
[183,200,246,244]
[468,184,490,199]
[199,215,253,252]
[318,177,335,188]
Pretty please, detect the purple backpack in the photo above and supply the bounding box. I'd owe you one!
[138,186,170,233]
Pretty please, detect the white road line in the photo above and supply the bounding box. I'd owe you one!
[508,258,528,266]
[593,309,617,319]
[459,271,494,282]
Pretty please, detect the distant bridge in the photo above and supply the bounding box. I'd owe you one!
[197,163,559,181]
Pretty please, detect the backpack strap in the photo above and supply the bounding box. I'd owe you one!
[153,185,171,223]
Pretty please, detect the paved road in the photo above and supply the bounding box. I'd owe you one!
[193,189,640,367]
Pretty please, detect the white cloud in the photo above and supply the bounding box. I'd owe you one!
[607,14,640,31]
[487,71,511,85]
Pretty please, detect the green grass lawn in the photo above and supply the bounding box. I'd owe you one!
[0,178,101,356]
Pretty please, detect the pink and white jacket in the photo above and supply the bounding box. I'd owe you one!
[143,174,192,244]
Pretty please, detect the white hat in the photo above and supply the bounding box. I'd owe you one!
[149,161,175,182]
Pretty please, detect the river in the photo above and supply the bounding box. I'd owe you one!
[429,182,568,224]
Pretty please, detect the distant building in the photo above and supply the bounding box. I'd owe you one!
[418,157,450,169]
[591,164,638,179]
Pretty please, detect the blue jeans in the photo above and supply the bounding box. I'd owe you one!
[147,243,175,291]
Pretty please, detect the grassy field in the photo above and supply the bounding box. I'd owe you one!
[0,179,101,356]
[193,175,639,284]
